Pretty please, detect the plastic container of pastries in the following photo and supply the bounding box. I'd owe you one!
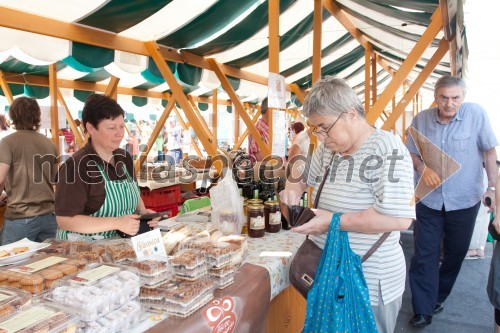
[140,276,214,317]
[171,249,207,281]
[0,301,79,333]
[208,264,236,289]
[44,263,141,322]
[129,260,173,286]
[101,240,136,263]
[0,287,32,320]
[37,240,72,256]
[0,255,87,295]
[66,241,106,263]
[217,235,248,256]
[79,300,141,333]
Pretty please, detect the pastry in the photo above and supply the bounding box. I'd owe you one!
[11,247,29,254]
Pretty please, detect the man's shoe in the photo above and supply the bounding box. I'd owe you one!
[409,314,432,328]
[434,303,444,315]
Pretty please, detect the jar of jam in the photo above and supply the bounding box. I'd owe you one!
[247,204,265,238]
[264,201,281,233]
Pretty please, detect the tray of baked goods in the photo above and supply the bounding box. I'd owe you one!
[44,263,141,322]
[0,255,87,295]
[129,260,173,286]
[0,239,51,266]
[0,287,32,320]
[0,301,80,333]
[79,299,141,333]
[140,276,214,317]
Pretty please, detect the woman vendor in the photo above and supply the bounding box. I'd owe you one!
[55,94,158,240]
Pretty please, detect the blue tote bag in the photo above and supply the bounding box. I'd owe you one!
[303,213,378,333]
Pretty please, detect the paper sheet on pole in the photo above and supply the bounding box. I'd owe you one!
[267,73,286,109]
[271,110,286,157]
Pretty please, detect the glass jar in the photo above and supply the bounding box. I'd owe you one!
[247,204,265,238]
[246,199,263,206]
[264,201,281,233]
[241,200,248,234]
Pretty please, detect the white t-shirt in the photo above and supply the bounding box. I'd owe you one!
[293,130,310,155]
[307,129,416,305]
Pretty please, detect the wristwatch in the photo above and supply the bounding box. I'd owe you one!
[487,186,496,191]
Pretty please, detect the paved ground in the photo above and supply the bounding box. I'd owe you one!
[395,231,494,333]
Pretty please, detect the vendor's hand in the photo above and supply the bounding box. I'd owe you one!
[116,214,140,235]
[483,190,496,212]
[279,188,302,206]
[291,209,333,235]
[141,208,160,229]
[421,167,441,188]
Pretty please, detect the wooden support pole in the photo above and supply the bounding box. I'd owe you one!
[56,88,85,148]
[312,0,322,84]
[382,38,449,131]
[145,41,217,157]
[365,43,372,111]
[234,106,240,146]
[104,76,120,99]
[172,106,203,157]
[187,95,216,150]
[234,109,262,150]
[134,98,175,173]
[0,70,14,104]
[268,0,280,155]
[208,58,270,157]
[290,84,306,104]
[366,7,443,124]
[212,89,218,146]
[48,64,60,155]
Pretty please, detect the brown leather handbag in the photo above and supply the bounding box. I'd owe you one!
[289,155,390,299]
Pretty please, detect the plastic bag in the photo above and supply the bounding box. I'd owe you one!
[209,172,244,235]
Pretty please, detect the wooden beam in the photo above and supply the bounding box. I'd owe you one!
[371,53,377,104]
[234,109,262,150]
[104,76,120,99]
[187,95,216,150]
[290,84,306,104]
[48,64,60,155]
[56,89,85,148]
[212,89,218,146]
[234,106,240,146]
[364,43,372,111]
[366,7,443,124]
[172,105,203,157]
[135,98,175,173]
[145,41,218,157]
[0,70,14,104]
[322,0,396,75]
[269,0,280,74]
[0,7,294,92]
[312,0,322,83]
[208,58,271,157]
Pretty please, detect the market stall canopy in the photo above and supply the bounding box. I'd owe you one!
[0,0,466,106]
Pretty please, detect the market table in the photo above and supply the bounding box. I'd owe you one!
[133,216,308,333]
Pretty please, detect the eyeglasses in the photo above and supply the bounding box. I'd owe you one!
[311,113,343,137]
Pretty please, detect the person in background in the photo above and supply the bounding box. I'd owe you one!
[405,75,498,327]
[0,114,10,141]
[0,97,58,244]
[155,126,165,162]
[280,76,415,333]
[248,97,269,162]
[488,173,500,333]
[466,168,490,259]
[126,130,139,160]
[165,117,183,164]
[55,94,158,241]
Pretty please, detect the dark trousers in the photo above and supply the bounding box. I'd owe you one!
[409,201,481,316]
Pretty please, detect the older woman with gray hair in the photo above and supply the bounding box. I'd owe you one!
[280,76,415,332]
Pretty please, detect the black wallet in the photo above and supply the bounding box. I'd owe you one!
[118,214,161,238]
[287,205,316,228]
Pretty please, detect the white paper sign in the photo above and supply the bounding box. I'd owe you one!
[267,73,286,109]
[131,229,168,262]
[40,106,66,130]
[271,109,287,157]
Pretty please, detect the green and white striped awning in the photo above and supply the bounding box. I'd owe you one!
[0,0,457,106]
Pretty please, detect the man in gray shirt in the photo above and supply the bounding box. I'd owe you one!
[405,75,498,327]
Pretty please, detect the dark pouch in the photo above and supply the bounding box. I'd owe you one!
[118,217,157,238]
[289,205,316,227]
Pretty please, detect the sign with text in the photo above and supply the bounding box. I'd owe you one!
[267,73,286,110]
[131,229,168,262]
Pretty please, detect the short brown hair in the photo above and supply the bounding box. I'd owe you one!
[9,97,41,131]
[82,94,125,131]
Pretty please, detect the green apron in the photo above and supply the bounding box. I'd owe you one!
[57,163,140,241]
